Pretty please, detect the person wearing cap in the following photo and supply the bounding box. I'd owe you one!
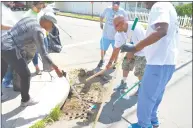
[97,1,128,68]
[106,15,146,95]
[116,2,179,128]
[1,12,64,107]
[23,1,46,75]
[10,1,47,92]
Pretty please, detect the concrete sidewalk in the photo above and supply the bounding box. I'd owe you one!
[1,62,70,128]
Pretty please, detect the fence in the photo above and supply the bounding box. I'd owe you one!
[127,11,192,30]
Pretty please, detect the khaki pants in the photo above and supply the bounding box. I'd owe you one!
[122,55,146,77]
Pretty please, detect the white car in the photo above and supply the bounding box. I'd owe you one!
[46,3,60,15]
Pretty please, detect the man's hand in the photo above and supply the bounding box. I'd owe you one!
[53,65,63,77]
[55,68,63,77]
[100,23,103,29]
[106,62,112,69]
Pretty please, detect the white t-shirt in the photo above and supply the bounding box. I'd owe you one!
[114,21,146,56]
[1,3,17,33]
[144,2,179,65]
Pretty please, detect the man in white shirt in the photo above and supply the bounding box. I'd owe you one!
[118,2,179,128]
[1,2,17,32]
[97,2,128,68]
[106,16,146,95]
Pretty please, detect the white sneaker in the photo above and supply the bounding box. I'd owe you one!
[1,94,9,101]
[20,98,39,107]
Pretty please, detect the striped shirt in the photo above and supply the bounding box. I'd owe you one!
[1,17,54,65]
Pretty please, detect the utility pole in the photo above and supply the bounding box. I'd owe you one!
[91,2,93,17]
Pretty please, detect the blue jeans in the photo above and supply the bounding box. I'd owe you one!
[137,65,175,127]
[2,65,13,86]
[32,37,49,66]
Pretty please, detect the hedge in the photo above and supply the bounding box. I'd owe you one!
[175,3,192,17]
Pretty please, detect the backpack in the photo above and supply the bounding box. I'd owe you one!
[47,24,63,53]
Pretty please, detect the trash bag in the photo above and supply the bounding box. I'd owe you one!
[48,24,63,53]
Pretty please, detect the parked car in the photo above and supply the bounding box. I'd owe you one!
[11,2,28,11]
[46,3,60,15]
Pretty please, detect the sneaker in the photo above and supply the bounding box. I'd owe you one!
[151,121,159,128]
[35,70,42,75]
[2,80,13,88]
[97,60,104,68]
[1,94,9,101]
[114,80,128,90]
[20,98,39,107]
[128,123,153,128]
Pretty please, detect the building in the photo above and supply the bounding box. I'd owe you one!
[55,2,149,16]
[55,2,192,16]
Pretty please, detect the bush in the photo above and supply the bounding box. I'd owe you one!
[175,3,192,17]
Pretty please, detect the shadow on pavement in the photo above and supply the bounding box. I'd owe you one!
[1,88,20,103]
[98,88,138,124]
[2,106,46,128]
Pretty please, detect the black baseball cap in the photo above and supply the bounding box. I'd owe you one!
[112,1,120,6]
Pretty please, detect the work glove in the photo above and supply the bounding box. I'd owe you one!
[120,43,136,53]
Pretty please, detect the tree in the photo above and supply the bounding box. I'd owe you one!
[175,3,192,17]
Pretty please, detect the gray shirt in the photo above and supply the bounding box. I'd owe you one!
[100,7,128,40]
[1,17,54,65]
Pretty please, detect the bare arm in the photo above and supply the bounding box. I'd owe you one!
[108,48,120,64]
[135,23,168,52]
[1,25,12,30]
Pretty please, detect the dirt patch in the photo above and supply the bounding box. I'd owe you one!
[61,68,110,124]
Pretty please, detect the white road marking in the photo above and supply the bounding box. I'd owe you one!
[63,40,97,48]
